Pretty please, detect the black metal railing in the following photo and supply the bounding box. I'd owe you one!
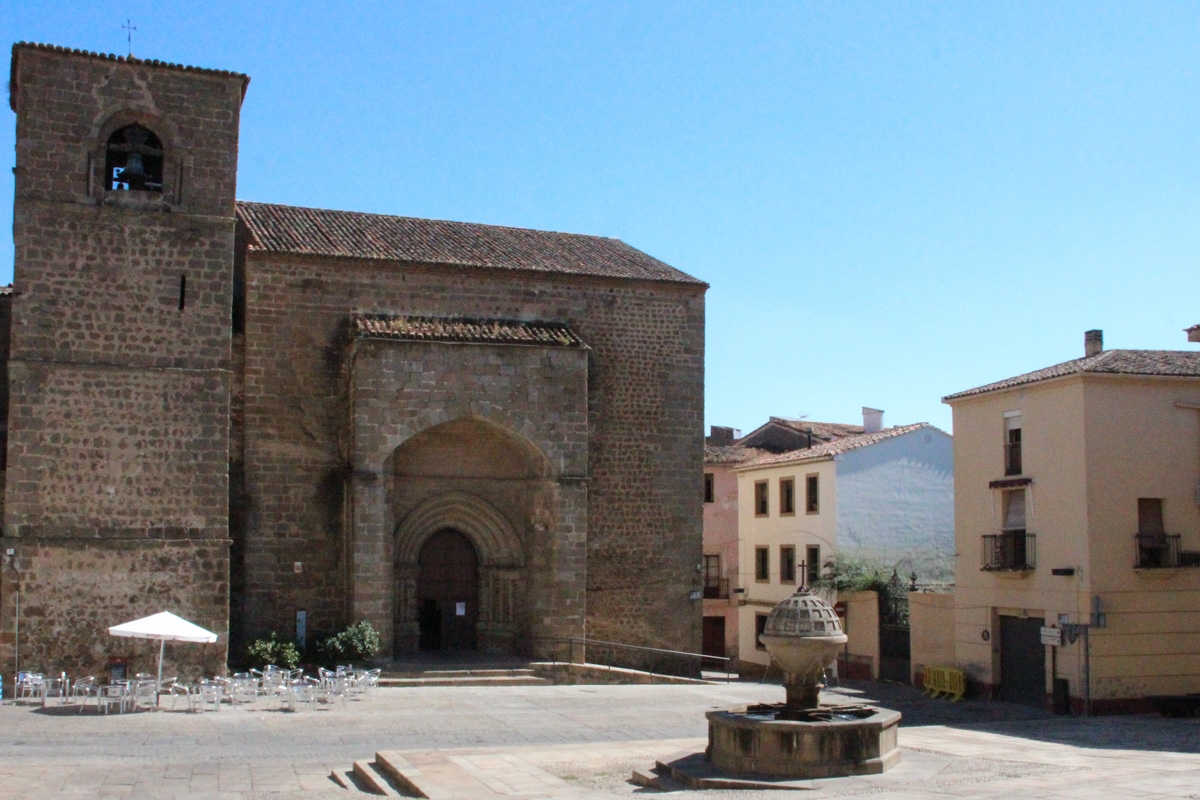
[703,578,729,599]
[1134,534,1182,568]
[982,532,1036,571]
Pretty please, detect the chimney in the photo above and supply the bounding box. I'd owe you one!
[1085,329,1103,358]
[1186,325,1200,344]
[707,425,740,446]
[862,407,884,433]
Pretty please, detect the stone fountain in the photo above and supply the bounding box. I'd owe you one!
[704,589,901,780]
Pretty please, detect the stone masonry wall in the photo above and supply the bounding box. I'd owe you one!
[2,47,243,680]
[5,362,230,534]
[239,253,705,658]
[0,537,229,680]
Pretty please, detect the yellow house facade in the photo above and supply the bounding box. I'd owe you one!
[732,421,953,676]
[944,331,1200,713]
[734,457,838,672]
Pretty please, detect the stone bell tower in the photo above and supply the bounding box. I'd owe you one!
[1,43,248,678]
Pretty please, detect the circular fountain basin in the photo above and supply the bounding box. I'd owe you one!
[707,703,901,779]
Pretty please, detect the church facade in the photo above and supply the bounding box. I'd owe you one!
[0,43,706,679]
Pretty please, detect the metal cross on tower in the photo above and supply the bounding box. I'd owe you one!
[123,20,137,57]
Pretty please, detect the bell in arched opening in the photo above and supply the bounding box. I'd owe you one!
[105,124,164,192]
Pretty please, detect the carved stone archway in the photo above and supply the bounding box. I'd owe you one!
[394,491,525,653]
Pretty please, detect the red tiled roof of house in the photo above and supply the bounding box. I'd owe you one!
[704,445,768,466]
[237,202,704,285]
[943,350,1200,401]
[10,43,249,110]
[767,417,866,440]
[353,314,586,348]
[736,423,932,469]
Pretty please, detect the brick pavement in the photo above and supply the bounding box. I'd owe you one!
[0,681,1197,798]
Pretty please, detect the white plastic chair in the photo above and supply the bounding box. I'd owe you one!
[287,679,318,712]
[230,674,258,707]
[71,676,97,712]
[199,680,222,712]
[16,673,45,702]
[132,679,157,711]
[167,682,201,712]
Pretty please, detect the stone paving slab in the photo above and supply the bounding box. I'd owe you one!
[0,681,1198,798]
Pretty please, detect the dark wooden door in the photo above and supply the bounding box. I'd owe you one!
[1000,615,1046,708]
[702,616,726,659]
[417,528,479,651]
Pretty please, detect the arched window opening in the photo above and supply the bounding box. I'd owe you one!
[105,124,164,192]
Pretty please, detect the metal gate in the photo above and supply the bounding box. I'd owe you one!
[878,571,911,683]
[999,615,1046,707]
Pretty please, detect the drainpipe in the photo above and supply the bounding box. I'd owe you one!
[1083,626,1091,717]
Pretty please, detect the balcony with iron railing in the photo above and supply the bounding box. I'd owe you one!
[703,577,730,599]
[981,531,1036,572]
[1133,534,1200,569]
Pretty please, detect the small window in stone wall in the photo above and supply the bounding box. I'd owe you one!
[779,477,795,515]
[806,545,821,586]
[106,124,164,192]
[780,545,796,584]
[755,613,769,649]
[806,474,820,514]
[704,472,714,503]
[754,480,769,516]
[755,546,769,582]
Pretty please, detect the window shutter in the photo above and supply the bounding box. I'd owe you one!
[1003,490,1026,530]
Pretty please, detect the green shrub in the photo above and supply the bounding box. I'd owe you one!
[318,620,382,664]
[809,553,890,594]
[245,632,301,670]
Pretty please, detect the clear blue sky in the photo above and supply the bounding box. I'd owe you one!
[4,2,1199,433]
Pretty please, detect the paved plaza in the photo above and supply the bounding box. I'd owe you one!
[1,679,1199,798]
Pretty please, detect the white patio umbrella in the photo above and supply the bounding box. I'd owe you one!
[108,611,218,701]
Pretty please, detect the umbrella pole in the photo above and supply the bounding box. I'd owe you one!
[157,639,164,708]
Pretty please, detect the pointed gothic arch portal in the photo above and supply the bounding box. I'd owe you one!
[390,418,551,655]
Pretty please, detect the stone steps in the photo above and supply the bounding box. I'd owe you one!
[378,668,550,688]
[333,749,583,798]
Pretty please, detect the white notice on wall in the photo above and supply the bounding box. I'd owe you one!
[456,602,466,617]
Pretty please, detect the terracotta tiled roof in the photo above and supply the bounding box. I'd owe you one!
[943,350,1200,401]
[705,445,768,466]
[353,314,586,348]
[768,417,865,440]
[10,43,249,110]
[0,285,12,296]
[237,202,704,285]
[736,423,932,469]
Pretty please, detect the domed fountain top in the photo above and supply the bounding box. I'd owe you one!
[762,589,845,639]
[759,588,847,711]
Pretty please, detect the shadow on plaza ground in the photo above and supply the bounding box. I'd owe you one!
[828,678,1200,755]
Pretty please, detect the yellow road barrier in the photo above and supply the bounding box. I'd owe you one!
[923,666,966,701]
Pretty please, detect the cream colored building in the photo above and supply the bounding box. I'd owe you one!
[943,330,1200,713]
[732,421,953,674]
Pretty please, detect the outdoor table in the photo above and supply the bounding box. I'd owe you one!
[40,675,70,707]
[97,681,131,714]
